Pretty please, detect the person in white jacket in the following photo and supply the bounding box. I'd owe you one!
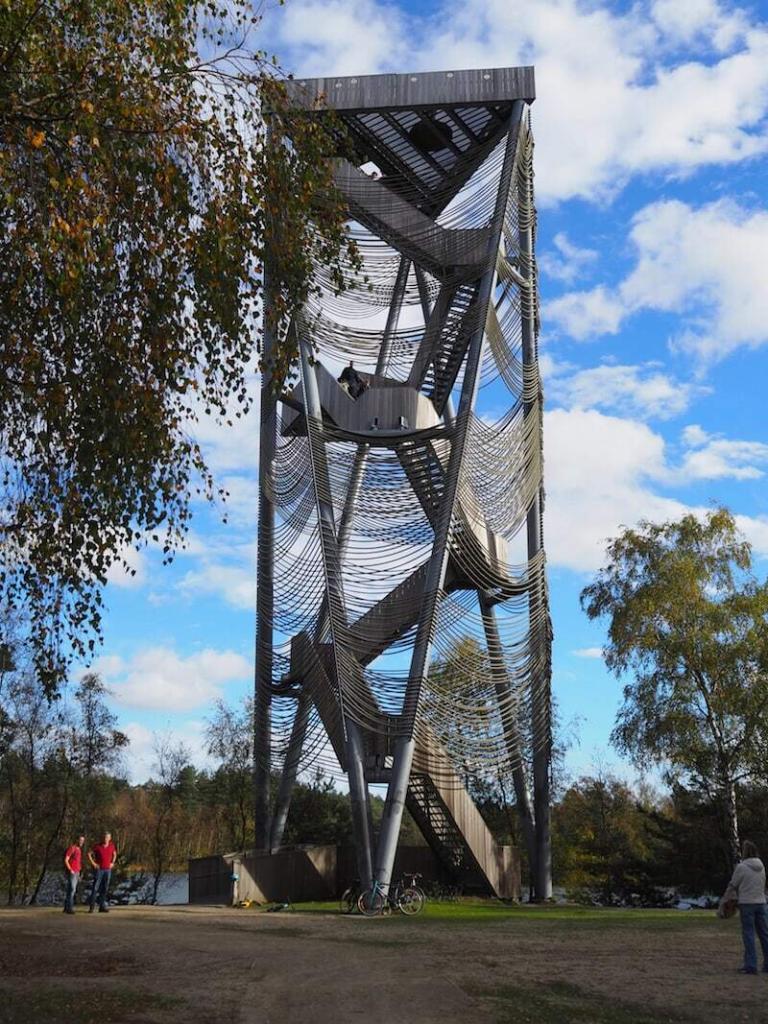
[725,840,768,974]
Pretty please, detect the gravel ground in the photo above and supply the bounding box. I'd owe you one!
[0,903,766,1024]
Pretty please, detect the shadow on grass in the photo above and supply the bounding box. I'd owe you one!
[0,987,181,1024]
[464,979,690,1024]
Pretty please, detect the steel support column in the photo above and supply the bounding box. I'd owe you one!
[519,119,552,901]
[254,265,276,851]
[374,102,525,891]
[299,337,374,887]
[269,257,412,852]
[478,590,537,872]
[269,691,310,850]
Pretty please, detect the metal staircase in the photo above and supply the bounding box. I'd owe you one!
[406,773,485,884]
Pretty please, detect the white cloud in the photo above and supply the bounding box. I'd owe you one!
[546,285,625,340]
[623,200,768,361]
[547,199,768,361]
[538,353,574,382]
[651,0,747,50]
[121,722,155,781]
[191,388,260,476]
[544,407,768,572]
[572,647,603,659]
[94,646,251,712]
[544,407,681,571]
[178,561,256,610]
[89,654,124,677]
[678,425,768,480]
[121,719,213,783]
[539,232,598,285]
[274,0,407,77]
[734,513,768,555]
[548,362,704,420]
[105,545,148,589]
[176,532,257,611]
[681,424,709,447]
[269,0,768,203]
[216,474,260,527]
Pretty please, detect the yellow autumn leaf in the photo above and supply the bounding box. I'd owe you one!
[80,99,95,114]
[28,129,45,149]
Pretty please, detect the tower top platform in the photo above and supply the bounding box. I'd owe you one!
[284,66,535,113]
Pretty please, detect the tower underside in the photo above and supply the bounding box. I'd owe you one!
[255,66,553,899]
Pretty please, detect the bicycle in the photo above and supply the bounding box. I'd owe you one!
[357,876,425,917]
[339,879,363,915]
[400,871,427,904]
[424,879,462,902]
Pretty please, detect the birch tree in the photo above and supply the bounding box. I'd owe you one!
[581,508,768,868]
[1,0,355,686]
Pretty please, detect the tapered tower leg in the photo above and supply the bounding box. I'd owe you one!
[299,337,374,887]
[518,120,552,900]
[374,102,525,890]
[254,269,277,852]
[269,692,310,850]
[479,591,537,873]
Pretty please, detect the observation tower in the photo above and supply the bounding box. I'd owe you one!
[255,66,552,900]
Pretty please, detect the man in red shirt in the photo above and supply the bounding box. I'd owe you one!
[63,834,85,914]
[87,831,117,913]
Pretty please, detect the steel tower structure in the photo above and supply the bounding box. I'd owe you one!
[255,67,552,899]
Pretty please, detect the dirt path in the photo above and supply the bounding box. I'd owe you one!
[1,904,767,1024]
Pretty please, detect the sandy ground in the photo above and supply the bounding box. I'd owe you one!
[1,903,768,1024]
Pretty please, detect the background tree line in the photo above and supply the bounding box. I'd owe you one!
[0,665,424,904]
[1,653,765,906]
[2,492,766,906]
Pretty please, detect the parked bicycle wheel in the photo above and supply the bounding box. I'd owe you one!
[397,886,425,916]
[402,874,427,903]
[339,887,358,914]
[358,887,386,917]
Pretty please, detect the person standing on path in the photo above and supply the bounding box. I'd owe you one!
[88,831,117,913]
[63,834,85,914]
[725,840,768,974]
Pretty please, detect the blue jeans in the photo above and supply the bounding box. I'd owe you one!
[739,903,768,971]
[64,871,79,911]
[89,868,112,909]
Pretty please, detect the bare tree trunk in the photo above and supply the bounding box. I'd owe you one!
[6,768,19,905]
[151,824,166,905]
[724,779,741,869]
[30,784,71,905]
[21,815,33,903]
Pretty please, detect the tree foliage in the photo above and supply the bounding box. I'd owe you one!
[0,0,355,684]
[581,508,768,865]
[424,637,494,786]
[145,735,191,905]
[3,658,762,904]
[205,698,253,851]
[554,771,669,905]
[0,662,126,904]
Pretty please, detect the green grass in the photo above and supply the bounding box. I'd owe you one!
[0,987,181,1024]
[289,898,718,931]
[464,979,690,1024]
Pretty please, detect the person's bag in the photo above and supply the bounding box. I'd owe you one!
[717,892,738,919]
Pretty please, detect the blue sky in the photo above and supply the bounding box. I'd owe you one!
[82,0,768,784]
